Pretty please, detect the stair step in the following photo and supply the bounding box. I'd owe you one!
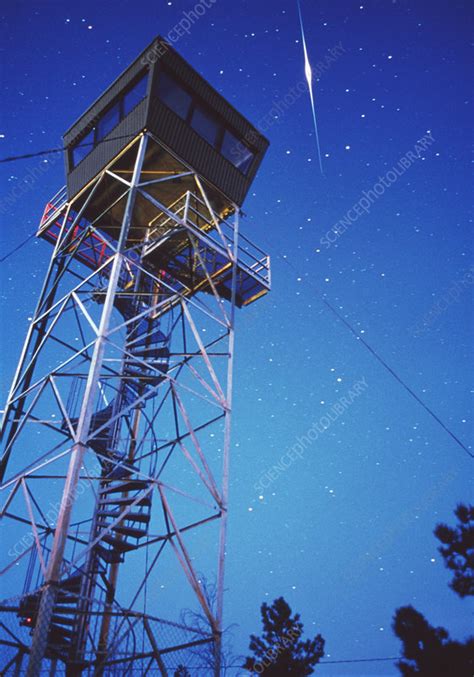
[60,574,81,593]
[112,525,148,539]
[55,593,78,604]
[69,404,115,432]
[101,535,137,552]
[124,360,167,370]
[103,468,134,482]
[99,495,151,507]
[122,374,164,389]
[94,544,124,564]
[45,648,69,662]
[132,327,167,347]
[89,427,112,437]
[129,346,169,358]
[124,368,167,382]
[89,439,111,454]
[114,296,137,321]
[99,480,149,495]
[53,604,78,614]
[49,624,74,639]
[97,522,148,539]
[97,510,150,524]
[51,614,76,627]
[91,404,114,422]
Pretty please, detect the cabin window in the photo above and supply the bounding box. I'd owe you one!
[157,72,192,120]
[70,71,148,168]
[221,130,255,175]
[71,128,95,168]
[123,73,148,116]
[191,106,219,147]
[96,102,120,142]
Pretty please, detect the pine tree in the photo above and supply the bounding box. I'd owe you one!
[393,605,474,677]
[393,503,474,676]
[243,597,324,675]
[434,503,474,598]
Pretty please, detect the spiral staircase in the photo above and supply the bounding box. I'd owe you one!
[17,276,170,666]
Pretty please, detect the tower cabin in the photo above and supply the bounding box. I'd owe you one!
[38,36,270,308]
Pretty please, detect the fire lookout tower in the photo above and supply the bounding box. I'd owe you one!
[0,35,270,675]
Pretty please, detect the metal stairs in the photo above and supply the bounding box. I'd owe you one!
[18,573,82,662]
[16,277,169,665]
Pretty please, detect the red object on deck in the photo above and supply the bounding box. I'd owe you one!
[39,203,114,271]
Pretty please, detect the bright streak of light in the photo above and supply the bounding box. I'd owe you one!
[297,0,324,176]
[304,53,312,85]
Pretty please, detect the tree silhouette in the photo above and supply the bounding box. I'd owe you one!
[393,503,474,676]
[434,503,473,598]
[243,596,324,675]
[392,605,474,676]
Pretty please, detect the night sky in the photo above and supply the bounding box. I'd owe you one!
[0,1,472,675]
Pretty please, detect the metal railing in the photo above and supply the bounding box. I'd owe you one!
[38,185,68,233]
[146,190,271,289]
[38,186,271,291]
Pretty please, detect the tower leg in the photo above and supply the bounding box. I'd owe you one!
[25,135,148,675]
[214,208,239,677]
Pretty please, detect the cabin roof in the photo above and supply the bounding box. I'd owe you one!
[62,35,269,148]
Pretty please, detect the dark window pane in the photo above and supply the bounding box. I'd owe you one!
[71,129,94,167]
[191,106,219,147]
[221,130,255,175]
[123,74,148,116]
[157,72,191,120]
[97,102,120,141]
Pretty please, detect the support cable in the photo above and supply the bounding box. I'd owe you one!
[0,134,142,164]
[0,231,37,262]
[278,253,473,460]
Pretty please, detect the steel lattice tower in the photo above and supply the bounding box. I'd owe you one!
[0,37,269,676]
